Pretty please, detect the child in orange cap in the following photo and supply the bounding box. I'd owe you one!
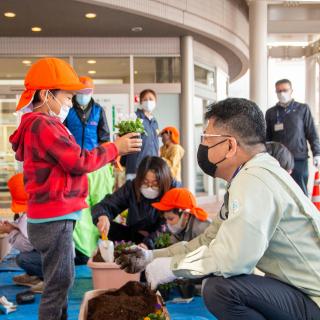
[160,127,184,182]
[1,173,43,292]
[9,58,142,320]
[152,188,210,243]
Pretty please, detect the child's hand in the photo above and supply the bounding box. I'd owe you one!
[97,215,110,236]
[0,221,15,234]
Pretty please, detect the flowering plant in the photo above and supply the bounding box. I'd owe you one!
[154,232,171,249]
[114,240,135,257]
[143,304,166,320]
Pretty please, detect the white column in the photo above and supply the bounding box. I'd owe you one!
[305,56,317,117]
[129,55,134,114]
[180,36,195,193]
[249,0,268,112]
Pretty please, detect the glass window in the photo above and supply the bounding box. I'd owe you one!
[73,57,130,84]
[194,64,215,89]
[134,57,180,83]
[0,57,69,80]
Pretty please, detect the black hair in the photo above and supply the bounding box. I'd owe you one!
[140,89,157,102]
[275,79,292,88]
[134,156,172,202]
[205,98,266,146]
[265,141,294,172]
[32,89,60,104]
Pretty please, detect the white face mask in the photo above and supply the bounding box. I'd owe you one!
[140,186,159,199]
[33,90,71,122]
[277,91,291,105]
[48,91,71,122]
[167,214,185,235]
[142,100,156,113]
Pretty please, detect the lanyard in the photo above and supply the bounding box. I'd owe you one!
[276,100,295,123]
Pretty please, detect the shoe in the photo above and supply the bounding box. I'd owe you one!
[30,281,44,294]
[13,274,41,287]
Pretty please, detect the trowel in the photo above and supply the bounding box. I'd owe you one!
[98,232,114,262]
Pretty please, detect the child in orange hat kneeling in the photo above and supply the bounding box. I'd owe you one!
[152,188,210,243]
[9,58,141,320]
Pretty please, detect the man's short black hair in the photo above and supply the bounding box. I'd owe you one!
[265,141,294,172]
[275,79,292,87]
[205,98,266,146]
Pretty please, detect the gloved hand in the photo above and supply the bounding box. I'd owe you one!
[115,245,153,273]
[313,156,320,169]
[145,257,177,290]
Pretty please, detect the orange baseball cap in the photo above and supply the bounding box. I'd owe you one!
[161,126,180,144]
[79,76,94,91]
[16,57,92,111]
[152,188,208,221]
[7,173,28,213]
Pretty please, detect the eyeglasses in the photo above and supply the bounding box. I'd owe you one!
[200,134,231,144]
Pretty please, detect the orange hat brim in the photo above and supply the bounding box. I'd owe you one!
[152,201,175,212]
[16,85,92,111]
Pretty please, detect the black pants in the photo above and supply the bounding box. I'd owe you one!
[292,159,309,196]
[108,221,145,245]
[28,220,74,320]
[202,274,320,320]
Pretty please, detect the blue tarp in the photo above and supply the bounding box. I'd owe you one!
[0,256,216,319]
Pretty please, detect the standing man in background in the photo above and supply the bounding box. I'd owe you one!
[265,79,320,195]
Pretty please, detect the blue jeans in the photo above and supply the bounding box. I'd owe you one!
[203,274,320,320]
[291,159,309,196]
[16,250,43,279]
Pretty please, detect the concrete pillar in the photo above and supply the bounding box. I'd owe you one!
[305,56,317,118]
[249,0,268,112]
[180,36,195,193]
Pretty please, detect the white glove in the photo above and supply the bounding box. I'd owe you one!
[314,156,320,169]
[145,257,177,290]
[115,245,153,273]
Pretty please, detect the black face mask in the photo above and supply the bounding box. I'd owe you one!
[197,139,228,177]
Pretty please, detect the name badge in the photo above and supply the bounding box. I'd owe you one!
[274,123,284,131]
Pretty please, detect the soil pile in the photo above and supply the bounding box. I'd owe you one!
[92,249,104,263]
[87,281,158,320]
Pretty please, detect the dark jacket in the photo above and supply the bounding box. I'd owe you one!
[91,179,180,247]
[65,98,110,151]
[122,109,159,174]
[265,100,320,159]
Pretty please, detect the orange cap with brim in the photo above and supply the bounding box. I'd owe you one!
[161,126,180,144]
[7,173,28,213]
[79,76,94,91]
[152,188,209,221]
[16,57,92,111]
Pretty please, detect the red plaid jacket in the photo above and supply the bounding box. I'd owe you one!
[10,112,118,219]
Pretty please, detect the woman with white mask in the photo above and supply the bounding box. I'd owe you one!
[152,188,210,243]
[92,156,180,249]
[122,89,160,181]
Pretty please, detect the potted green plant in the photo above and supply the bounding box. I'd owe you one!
[115,118,147,136]
[157,282,177,301]
[154,232,172,249]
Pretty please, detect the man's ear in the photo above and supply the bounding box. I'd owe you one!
[226,137,238,158]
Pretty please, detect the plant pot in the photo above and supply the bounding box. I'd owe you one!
[78,287,170,320]
[177,281,196,299]
[87,258,140,290]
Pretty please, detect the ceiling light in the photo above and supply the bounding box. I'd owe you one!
[87,60,96,64]
[22,60,32,65]
[134,70,138,75]
[131,26,143,32]
[31,26,42,32]
[4,12,16,18]
[88,70,96,74]
[85,13,96,19]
